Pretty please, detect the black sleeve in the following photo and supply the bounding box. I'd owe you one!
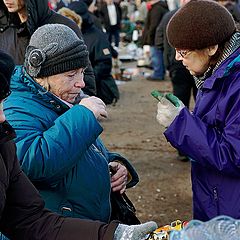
[83,62,97,96]
[155,18,165,49]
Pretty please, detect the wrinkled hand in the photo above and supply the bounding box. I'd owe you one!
[156,93,185,128]
[114,221,158,240]
[109,161,128,194]
[80,96,108,120]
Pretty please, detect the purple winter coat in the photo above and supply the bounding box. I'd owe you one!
[164,47,240,221]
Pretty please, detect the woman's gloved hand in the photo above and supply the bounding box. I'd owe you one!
[114,221,158,240]
[156,93,185,128]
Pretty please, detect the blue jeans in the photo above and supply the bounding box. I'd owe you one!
[150,47,165,79]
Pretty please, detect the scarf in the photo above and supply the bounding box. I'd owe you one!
[194,32,240,89]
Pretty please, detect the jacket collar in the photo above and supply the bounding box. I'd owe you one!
[201,47,240,90]
[12,66,70,114]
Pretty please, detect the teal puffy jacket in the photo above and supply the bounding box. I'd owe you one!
[4,66,138,222]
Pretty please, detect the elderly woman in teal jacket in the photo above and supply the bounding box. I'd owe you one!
[4,23,138,223]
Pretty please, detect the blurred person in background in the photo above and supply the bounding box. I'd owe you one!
[98,0,122,49]
[48,0,66,10]
[142,0,168,81]
[0,0,96,96]
[166,0,178,10]
[78,0,103,30]
[155,0,240,221]
[216,0,240,23]
[135,0,148,25]
[60,2,120,105]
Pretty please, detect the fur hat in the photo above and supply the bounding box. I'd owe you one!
[0,51,15,100]
[24,24,89,78]
[167,0,236,50]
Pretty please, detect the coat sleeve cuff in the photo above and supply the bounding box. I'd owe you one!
[57,218,119,240]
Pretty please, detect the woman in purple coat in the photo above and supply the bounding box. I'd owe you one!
[155,0,240,221]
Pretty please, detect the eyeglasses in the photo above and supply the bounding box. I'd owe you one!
[175,49,191,58]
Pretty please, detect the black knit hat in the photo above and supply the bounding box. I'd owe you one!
[24,24,89,78]
[167,0,236,50]
[0,51,15,100]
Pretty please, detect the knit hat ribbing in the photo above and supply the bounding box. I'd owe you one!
[167,0,236,50]
[24,24,89,78]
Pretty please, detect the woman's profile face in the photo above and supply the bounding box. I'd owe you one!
[175,48,213,76]
[46,68,85,104]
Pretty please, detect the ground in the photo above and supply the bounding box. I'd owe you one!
[101,61,193,227]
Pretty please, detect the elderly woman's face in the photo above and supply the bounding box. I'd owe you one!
[46,68,85,104]
[175,46,218,76]
[175,48,212,76]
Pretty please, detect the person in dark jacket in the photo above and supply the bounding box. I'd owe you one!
[155,0,197,161]
[66,1,120,105]
[217,0,240,23]
[0,50,158,240]
[142,0,168,81]
[98,0,122,48]
[4,23,138,223]
[0,0,96,96]
[155,0,240,221]
[83,0,104,30]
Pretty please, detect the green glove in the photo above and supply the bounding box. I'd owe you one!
[165,93,181,108]
[151,90,181,107]
[151,90,185,128]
